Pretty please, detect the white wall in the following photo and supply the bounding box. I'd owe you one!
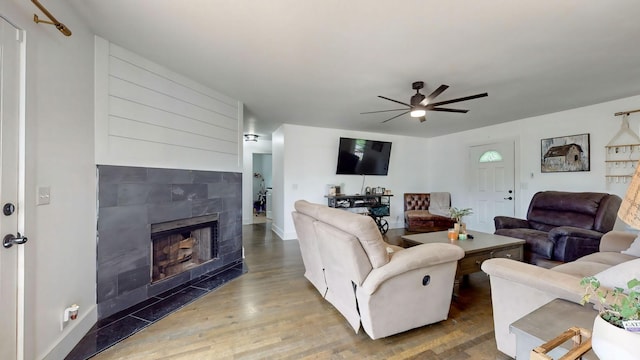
[273,96,640,240]
[427,95,640,220]
[94,36,243,172]
[274,124,430,240]
[1,1,98,359]
[272,128,285,235]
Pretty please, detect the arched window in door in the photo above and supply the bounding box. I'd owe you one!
[479,150,503,163]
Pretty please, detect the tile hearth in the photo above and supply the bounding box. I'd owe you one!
[66,261,246,360]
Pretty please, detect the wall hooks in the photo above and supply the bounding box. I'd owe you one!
[615,109,640,117]
[32,0,72,36]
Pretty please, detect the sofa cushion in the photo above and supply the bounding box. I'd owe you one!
[495,228,553,259]
[528,212,595,232]
[526,192,621,233]
[294,199,323,219]
[405,210,454,232]
[405,210,442,221]
[529,191,603,216]
[594,258,640,291]
[404,193,430,210]
[575,251,638,266]
[316,206,389,268]
[552,261,611,278]
[428,192,451,216]
[621,234,640,257]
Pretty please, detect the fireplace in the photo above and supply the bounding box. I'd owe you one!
[96,165,243,320]
[151,214,219,283]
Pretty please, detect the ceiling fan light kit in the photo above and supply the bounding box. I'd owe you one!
[410,108,426,118]
[362,81,488,124]
[244,134,259,142]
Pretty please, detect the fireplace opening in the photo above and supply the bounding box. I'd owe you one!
[151,214,219,283]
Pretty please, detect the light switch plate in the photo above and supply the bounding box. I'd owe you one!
[38,186,51,205]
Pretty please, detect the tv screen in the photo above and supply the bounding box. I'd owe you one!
[336,137,392,175]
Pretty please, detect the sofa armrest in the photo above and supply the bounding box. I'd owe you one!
[481,258,584,302]
[385,243,404,254]
[600,230,637,252]
[549,226,603,240]
[494,216,530,230]
[360,243,464,295]
[549,226,607,262]
[481,258,587,357]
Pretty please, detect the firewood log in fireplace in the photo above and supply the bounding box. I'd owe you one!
[155,235,197,278]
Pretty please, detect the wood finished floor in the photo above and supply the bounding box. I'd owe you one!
[91,224,512,360]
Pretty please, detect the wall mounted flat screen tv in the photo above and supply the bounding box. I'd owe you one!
[336,137,392,175]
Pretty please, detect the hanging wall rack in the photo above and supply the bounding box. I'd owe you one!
[615,109,640,117]
[31,0,72,36]
[606,109,640,183]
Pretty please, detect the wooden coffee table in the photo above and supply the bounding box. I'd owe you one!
[402,230,525,277]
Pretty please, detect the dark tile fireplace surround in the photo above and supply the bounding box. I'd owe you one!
[96,165,243,319]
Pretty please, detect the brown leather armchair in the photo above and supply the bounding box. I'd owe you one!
[404,193,455,232]
[494,191,622,264]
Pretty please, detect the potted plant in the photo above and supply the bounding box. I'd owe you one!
[449,207,473,223]
[449,207,473,235]
[580,276,640,359]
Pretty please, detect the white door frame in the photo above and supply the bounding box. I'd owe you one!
[0,14,26,360]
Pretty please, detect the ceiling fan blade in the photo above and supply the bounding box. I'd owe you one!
[428,92,488,107]
[378,95,411,107]
[421,84,449,105]
[360,108,409,114]
[419,116,426,123]
[429,107,469,113]
[381,110,410,123]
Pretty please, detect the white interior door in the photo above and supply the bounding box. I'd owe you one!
[467,141,515,233]
[0,16,24,360]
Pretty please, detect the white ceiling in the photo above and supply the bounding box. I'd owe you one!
[67,0,640,139]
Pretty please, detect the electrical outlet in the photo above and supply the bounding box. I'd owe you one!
[60,304,79,331]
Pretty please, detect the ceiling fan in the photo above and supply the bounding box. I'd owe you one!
[362,81,488,123]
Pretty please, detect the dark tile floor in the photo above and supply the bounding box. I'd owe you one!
[65,261,247,360]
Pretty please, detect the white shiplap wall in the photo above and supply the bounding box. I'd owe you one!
[94,36,242,172]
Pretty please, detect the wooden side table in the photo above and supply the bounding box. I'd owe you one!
[510,299,599,360]
[530,327,592,360]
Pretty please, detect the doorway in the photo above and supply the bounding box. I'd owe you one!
[252,153,272,224]
[0,15,25,360]
[466,140,516,233]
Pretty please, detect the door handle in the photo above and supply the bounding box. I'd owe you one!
[3,232,28,248]
[504,196,513,200]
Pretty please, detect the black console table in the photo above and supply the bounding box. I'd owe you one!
[325,194,392,234]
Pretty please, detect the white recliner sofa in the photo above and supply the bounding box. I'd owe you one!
[292,200,464,339]
[481,230,639,358]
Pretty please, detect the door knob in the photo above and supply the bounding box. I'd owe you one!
[504,196,513,200]
[3,232,28,248]
[3,203,15,216]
